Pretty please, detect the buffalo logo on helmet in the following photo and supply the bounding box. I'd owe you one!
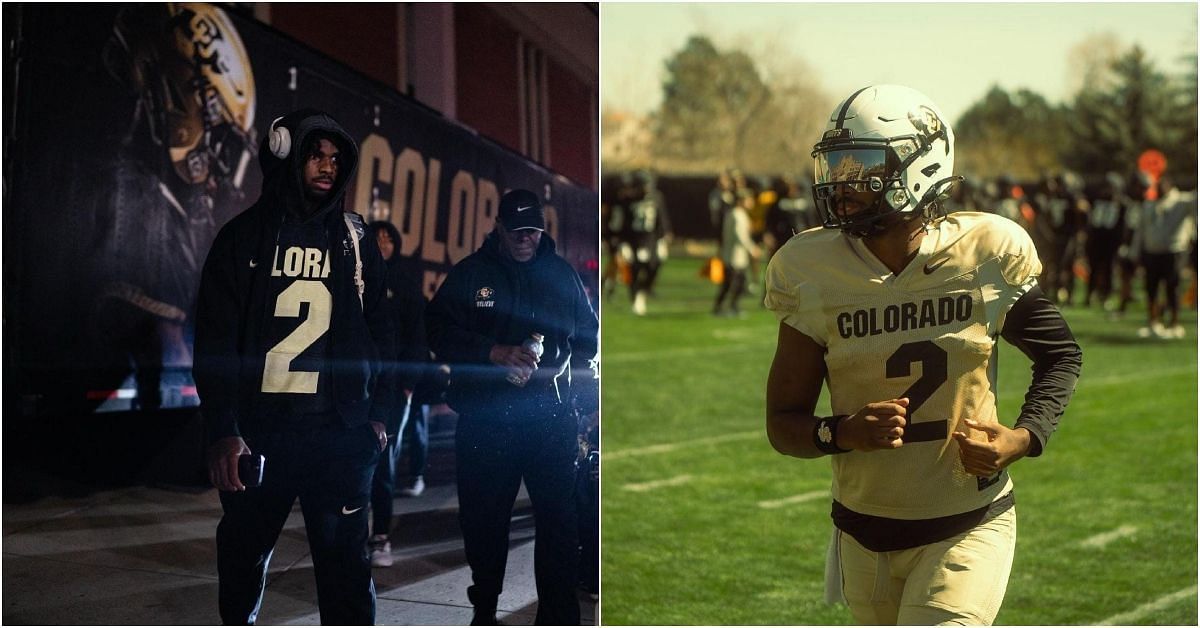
[131,3,256,186]
[907,105,943,139]
[103,3,256,192]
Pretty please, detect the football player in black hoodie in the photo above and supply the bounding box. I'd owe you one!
[427,189,599,625]
[194,109,393,625]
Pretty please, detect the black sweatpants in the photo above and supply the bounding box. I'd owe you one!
[455,411,580,625]
[371,395,410,536]
[1144,251,1185,316]
[217,423,380,625]
[714,267,748,313]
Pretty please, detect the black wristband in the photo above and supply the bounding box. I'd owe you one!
[814,415,851,455]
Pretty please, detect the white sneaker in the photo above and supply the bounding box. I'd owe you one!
[632,292,647,316]
[370,536,393,567]
[1137,326,1153,338]
[1151,321,1169,338]
[399,476,425,497]
[1167,325,1186,339]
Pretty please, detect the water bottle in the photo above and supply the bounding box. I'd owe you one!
[507,332,544,387]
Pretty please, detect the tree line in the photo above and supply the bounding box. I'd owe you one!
[603,35,1197,187]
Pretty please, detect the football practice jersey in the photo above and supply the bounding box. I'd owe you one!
[260,217,337,419]
[765,212,1041,520]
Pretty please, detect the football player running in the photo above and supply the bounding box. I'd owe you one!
[764,85,1082,625]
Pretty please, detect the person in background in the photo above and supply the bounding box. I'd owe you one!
[426,189,599,625]
[1132,175,1196,339]
[365,220,429,567]
[1083,173,1131,310]
[709,167,738,239]
[624,172,670,316]
[712,189,762,317]
[396,379,437,498]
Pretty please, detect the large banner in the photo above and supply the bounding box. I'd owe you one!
[4,4,598,414]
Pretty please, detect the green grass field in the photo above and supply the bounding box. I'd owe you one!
[599,254,1198,625]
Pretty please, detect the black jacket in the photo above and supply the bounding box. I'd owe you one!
[371,221,430,433]
[426,231,599,420]
[385,252,430,393]
[193,110,393,443]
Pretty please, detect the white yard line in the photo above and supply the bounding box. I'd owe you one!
[606,431,760,461]
[757,490,828,509]
[1096,585,1198,625]
[622,474,693,493]
[1079,525,1138,549]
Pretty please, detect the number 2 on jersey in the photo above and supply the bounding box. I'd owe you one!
[886,340,948,443]
[261,280,332,394]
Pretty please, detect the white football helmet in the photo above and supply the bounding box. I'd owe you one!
[811,84,958,237]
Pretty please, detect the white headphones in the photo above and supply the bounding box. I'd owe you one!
[268,116,291,159]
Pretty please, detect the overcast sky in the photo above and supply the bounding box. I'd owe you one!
[602,2,1198,123]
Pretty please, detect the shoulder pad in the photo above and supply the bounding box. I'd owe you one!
[941,213,1040,286]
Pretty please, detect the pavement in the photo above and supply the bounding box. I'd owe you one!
[3,445,599,625]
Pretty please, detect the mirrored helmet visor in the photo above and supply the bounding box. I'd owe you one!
[813,147,892,192]
[813,148,894,225]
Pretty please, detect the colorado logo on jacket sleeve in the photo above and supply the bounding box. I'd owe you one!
[475,287,495,308]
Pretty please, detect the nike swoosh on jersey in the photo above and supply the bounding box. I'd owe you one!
[517,205,532,212]
[923,256,950,274]
[341,506,363,515]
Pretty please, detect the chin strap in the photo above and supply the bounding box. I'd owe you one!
[916,175,964,226]
[844,175,963,238]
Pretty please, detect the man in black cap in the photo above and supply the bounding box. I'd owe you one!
[426,188,599,625]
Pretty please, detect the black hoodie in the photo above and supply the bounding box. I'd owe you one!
[425,230,599,421]
[369,220,430,425]
[193,110,394,443]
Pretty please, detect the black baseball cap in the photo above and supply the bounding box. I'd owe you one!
[497,189,546,231]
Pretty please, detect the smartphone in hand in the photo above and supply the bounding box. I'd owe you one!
[238,454,265,487]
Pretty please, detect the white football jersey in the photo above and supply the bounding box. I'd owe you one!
[765,212,1040,520]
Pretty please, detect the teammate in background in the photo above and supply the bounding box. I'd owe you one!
[1033,173,1088,305]
[746,177,775,290]
[366,221,429,567]
[1113,171,1152,319]
[621,172,671,315]
[1132,175,1197,339]
[1059,173,1091,305]
[713,190,762,317]
[1083,173,1131,310]
[601,172,636,302]
[764,85,1082,625]
[195,109,393,625]
[991,176,1022,225]
[426,189,599,625]
[709,167,739,238]
[763,176,801,258]
[776,175,821,235]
